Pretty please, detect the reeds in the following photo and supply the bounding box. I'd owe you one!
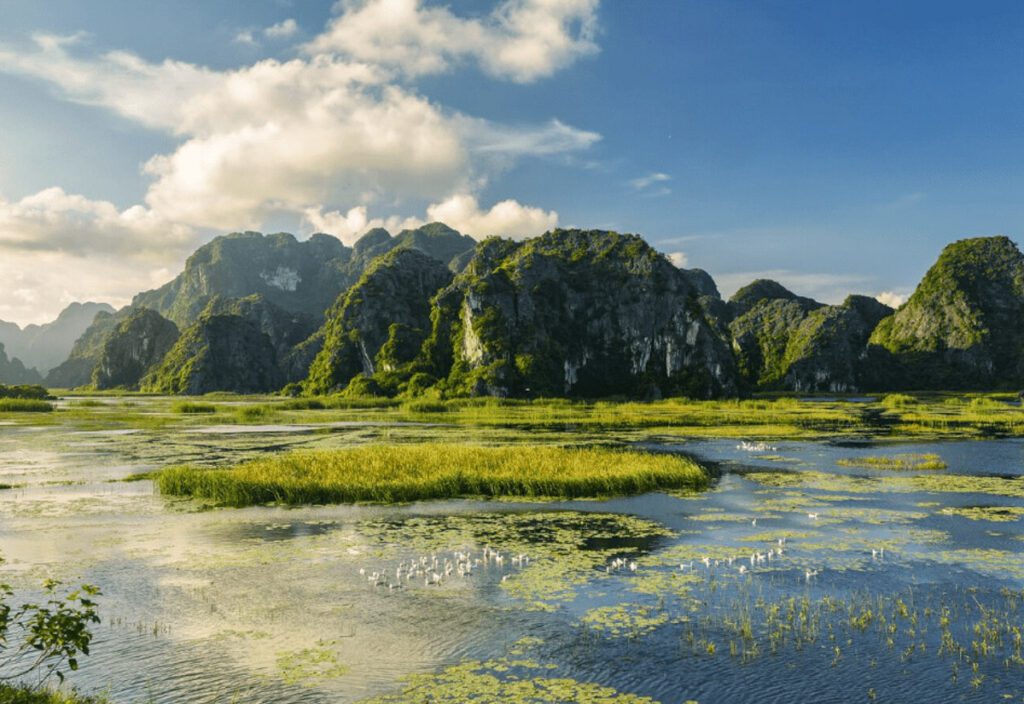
[837,453,947,470]
[157,444,709,506]
[0,398,53,412]
[171,401,217,414]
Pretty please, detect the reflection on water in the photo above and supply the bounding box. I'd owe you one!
[0,422,1022,702]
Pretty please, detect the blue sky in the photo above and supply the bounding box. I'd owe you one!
[1,0,1022,324]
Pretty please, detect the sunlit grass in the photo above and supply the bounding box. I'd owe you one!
[837,453,947,470]
[0,685,107,704]
[0,398,54,412]
[157,444,709,506]
[171,401,217,414]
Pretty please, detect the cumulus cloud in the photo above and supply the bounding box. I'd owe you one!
[0,250,181,326]
[304,194,558,245]
[0,187,195,256]
[0,188,199,325]
[306,0,599,83]
[876,291,907,309]
[666,251,688,268]
[0,34,596,232]
[426,194,557,239]
[303,205,421,245]
[0,3,601,321]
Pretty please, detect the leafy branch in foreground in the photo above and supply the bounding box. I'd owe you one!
[0,566,101,688]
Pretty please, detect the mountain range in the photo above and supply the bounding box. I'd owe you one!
[7,226,1024,397]
[0,301,114,379]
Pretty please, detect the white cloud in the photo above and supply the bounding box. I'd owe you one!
[264,18,299,39]
[875,291,907,309]
[666,251,688,268]
[0,188,199,325]
[304,193,557,244]
[306,0,599,83]
[426,194,557,239]
[0,187,195,256]
[630,172,670,190]
[0,4,601,322]
[303,205,421,245]
[0,35,597,232]
[233,30,258,46]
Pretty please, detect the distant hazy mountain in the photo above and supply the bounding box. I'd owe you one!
[0,342,43,384]
[0,302,114,375]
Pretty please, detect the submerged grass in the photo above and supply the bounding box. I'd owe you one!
[837,453,947,470]
[157,444,709,506]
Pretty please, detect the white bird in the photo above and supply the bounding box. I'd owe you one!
[751,518,757,527]
[807,512,819,520]
[628,561,638,572]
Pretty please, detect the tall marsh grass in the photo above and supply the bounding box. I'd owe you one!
[0,398,53,412]
[157,444,709,506]
[171,401,217,414]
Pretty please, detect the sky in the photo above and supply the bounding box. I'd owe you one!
[1,0,1023,325]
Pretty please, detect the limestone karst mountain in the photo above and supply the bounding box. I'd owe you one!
[32,228,1024,396]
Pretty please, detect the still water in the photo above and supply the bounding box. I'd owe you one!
[1,420,1022,702]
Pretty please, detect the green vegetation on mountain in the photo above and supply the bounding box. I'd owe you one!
[781,295,893,392]
[91,308,179,390]
[412,229,737,399]
[32,230,1024,397]
[350,222,476,271]
[726,280,825,388]
[868,236,1024,389]
[142,313,283,394]
[305,248,454,395]
[132,232,353,328]
[45,309,127,388]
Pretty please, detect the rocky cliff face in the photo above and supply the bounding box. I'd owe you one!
[132,232,354,327]
[92,308,180,390]
[0,343,43,384]
[351,222,477,272]
[130,225,475,332]
[728,281,823,388]
[782,295,892,392]
[868,236,1024,389]
[305,248,454,394]
[142,314,283,394]
[45,309,127,388]
[0,302,114,374]
[413,230,737,398]
[727,282,893,392]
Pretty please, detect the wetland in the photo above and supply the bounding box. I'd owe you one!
[1,393,1023,702]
